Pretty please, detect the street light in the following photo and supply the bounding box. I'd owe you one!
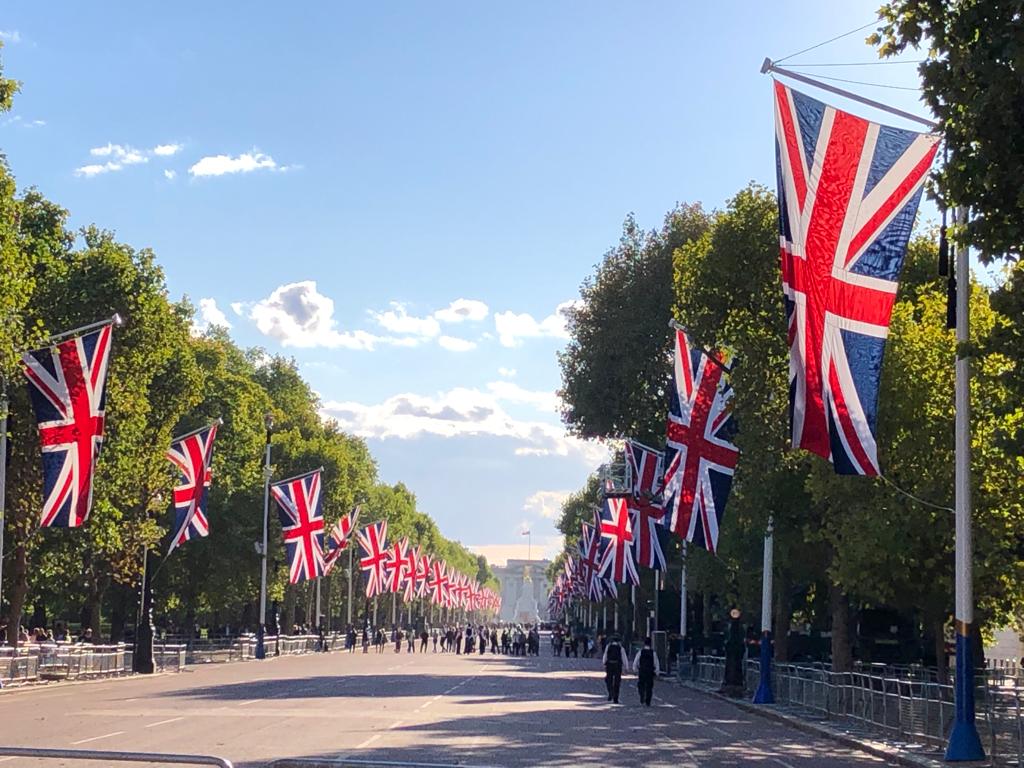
[255,412,273,660]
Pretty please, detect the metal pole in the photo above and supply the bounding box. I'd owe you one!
[946,207,985,761]
[653,570,660,635]
[315,578,322,629]
[680,542,687,639]
[760,59,938,129]
[753,516,774,704]
[346,546,354,627]
[255,417,272,660]
[0,386,7,619]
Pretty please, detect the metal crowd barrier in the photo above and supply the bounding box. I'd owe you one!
[689,655,1024,766]
[0,746,233,766]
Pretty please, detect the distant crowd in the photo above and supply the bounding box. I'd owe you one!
[344,623,544,655]
[0,623,99,645]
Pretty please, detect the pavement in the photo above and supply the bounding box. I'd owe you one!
[0,646,892,767]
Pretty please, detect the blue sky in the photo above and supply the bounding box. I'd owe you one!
[0,2,931,564]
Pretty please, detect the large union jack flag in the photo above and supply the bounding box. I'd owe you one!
[357,520,389,598]
[662,328,738,554]
[384,537,411,594]
[270,469,326,584]
[774,81,939,475]
[597,496,638,585]
[324,505,360,575]
[22,322,115,528]
[166,422,219,554]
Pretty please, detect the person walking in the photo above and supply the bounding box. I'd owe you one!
[632,636,660,706]
[602,634,629,704]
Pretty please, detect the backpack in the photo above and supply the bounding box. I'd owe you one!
[638,647,655,677]
[605,642,622,670]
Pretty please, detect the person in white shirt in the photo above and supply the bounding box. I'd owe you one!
[632,636,660,706]
[601,635,630,703]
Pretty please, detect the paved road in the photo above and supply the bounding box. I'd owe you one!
[0,647,886,767]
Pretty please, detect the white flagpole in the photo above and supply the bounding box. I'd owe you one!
[946,208,985,761]
[346,547,354,627]
[753,517,774,704]
[653,570,660,635]
[680,542,687,640]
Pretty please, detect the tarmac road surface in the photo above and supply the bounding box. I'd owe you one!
[0,645,886,767]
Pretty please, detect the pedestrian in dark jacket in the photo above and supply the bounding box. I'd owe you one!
[602,635,629,704]
[632,636,660,706]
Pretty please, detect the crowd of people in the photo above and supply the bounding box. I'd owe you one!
[342,622,544,655]
[0,623,97,645]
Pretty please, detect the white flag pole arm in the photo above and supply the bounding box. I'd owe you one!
[761,58,938,131]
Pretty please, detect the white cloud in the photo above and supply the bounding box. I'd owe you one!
[75,142,180,177]
[498,367,516,378]
[189,151,278,177]
[434,298,489,324]
[0,30,21,44]
[486,381,560,413]
[229,302,246,316]
[320,384,607,464]
[153,143,182,156]
[438,335,476,352]
[494,300,580,347]
[523,490,571,520]
[248,280,417,350]
[192,298,232,334]
[371,303,440,338]
[164,169,177,180]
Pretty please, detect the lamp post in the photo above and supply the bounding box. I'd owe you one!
[255,413,273,660]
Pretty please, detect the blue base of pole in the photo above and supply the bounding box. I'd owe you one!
[752,631,774,704]
[945,631,985,761]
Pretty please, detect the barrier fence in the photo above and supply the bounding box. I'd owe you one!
[686,655,1023,766]
[0,633,347,688]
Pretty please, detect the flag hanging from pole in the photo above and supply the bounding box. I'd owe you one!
[662,328,738,554]
[166,422,219,554]
[357,521,389,598]
[773,80,939,475]
[324,505,360,575]
[270,469,326,584]
[22,321,116,528]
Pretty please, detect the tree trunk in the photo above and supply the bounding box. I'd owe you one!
[282,585,296,635]
[829,582,853,672]
[773,573,793,662]
[5,544,28,647]
[702,591,712,652]
[108,583,132,643]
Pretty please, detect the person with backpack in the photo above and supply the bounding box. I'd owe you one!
[601,634,629,704]
[632,636,661,706]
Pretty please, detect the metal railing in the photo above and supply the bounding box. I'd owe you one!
[688,655,1024,766]
[0,643,135,686]
[0,746,232,766]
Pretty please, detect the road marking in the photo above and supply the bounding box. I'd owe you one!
[773,760,798,768]
[238,700,258,706]
[72,731,124,745]
[354,734,381,749]
[145,717,184,728]
[388,719,404,729]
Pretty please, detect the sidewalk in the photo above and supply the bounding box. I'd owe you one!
[671,677,991,768]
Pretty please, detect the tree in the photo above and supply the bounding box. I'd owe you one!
[873,1,1024,262]
[559,205,710,444]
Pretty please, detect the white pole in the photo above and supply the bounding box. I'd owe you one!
[680,542,687,639]
[753,517,774,703]
[346,547,354,626]
[946,207,984,760]
[653,570,660,634]
[256,427,271,660]
[0,387,7,619]
[315,578,322,629]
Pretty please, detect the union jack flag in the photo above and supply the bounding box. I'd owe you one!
[357,520,389,598]
[324,505,360,575]
[166,422,219,554]
[271,469,325,584]
[577,523,601,599]
[400,542,418,601]
[625,439,669,570]
[415,550,431,599]
[597,496,638,585]
[384,537,411,594]
[428,558,447,605]
[774,81,939,475]
[662,328,738,554]
[22,322,115,528]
